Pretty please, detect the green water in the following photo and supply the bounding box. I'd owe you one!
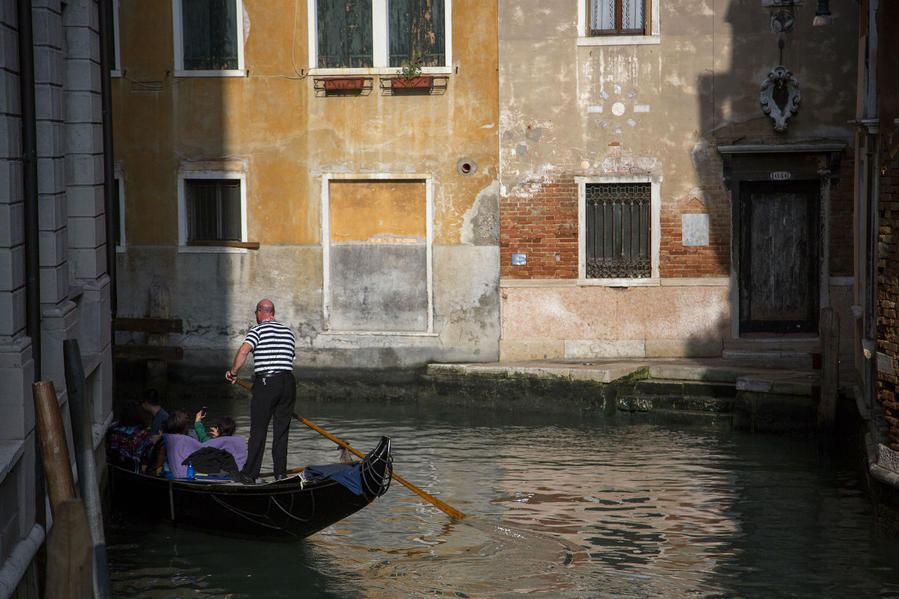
[106,394,899,598]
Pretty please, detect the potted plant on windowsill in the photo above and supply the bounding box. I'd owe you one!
[391,61,433,89]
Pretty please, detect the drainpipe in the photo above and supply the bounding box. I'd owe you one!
[99,0,117,329]
[18,0,46,543]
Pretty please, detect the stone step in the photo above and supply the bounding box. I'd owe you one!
[721,349,818,369]
[635,378,737,398]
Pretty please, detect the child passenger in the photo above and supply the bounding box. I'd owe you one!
[194,409,236,442]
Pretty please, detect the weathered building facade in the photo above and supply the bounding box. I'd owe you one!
[498,0,857,362]
[1,0,114,594]
[112,0,500,371]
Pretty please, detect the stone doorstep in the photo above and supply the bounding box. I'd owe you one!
[721,349,816,369]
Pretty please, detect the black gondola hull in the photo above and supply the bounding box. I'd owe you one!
[108,436,392,541]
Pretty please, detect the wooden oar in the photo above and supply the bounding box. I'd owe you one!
[234,378,466,519]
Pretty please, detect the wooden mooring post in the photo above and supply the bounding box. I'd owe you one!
[32,380,94,598]
[818,307,840,431]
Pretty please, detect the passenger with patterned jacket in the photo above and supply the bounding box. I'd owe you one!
[225,298,297,484]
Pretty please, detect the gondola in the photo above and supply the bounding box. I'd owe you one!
[108,436,393,541]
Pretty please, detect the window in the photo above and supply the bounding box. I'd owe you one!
[388,0,446,67]
[186,179,241,241]
[577,176,660,283]
[178,171,248,250]
[172,0,245,75]
[589,0,644,35]
[585,183,650,278]
[309,0,452,73]
[577,0,659,45]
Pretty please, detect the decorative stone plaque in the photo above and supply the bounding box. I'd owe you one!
[760,66,801,132]
[682,214,710,247]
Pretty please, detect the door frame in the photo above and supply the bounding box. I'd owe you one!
[718,144,843,340]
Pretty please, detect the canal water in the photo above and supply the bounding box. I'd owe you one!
[107,392,899,598]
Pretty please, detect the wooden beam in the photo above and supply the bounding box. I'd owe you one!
[115,345,184,361]
[114,317,183,334]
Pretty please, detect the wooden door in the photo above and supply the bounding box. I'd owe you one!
[739,181,819,333]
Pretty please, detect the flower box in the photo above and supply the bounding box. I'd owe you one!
[391,76,434,90]
[323,77,367,91]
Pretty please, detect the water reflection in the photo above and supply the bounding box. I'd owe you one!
[107,395,899,598]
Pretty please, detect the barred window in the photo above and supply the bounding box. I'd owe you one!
[186,179,241,242]
[589,0,646,35]
[585,183,651,278]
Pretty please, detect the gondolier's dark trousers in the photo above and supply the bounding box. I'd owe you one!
[243,370,296,479]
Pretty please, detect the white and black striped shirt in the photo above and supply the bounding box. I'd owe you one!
[244,320,296,373]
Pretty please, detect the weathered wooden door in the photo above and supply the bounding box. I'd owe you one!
[739,181,819,333]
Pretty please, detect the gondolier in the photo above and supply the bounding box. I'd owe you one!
[226,298,296,483]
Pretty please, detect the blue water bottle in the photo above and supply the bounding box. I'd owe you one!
[186,461,195,480]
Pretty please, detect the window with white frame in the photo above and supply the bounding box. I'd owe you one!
[172,0,245,75]
[577,176,660,282]
[590,0,644,35]
[309,0,452,72]
[578,0,659,45]
[178,172,247,248]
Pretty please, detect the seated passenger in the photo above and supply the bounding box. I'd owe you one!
[164,411,247,479]
[107,399,154,468]
[194,409,235,442]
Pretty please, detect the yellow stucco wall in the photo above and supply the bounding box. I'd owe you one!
[114,0,498,248]
[330,180,427,243]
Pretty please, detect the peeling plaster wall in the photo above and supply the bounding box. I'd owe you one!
[498,0,858,358]
[113,0,499,370]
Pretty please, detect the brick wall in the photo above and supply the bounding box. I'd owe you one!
[500,177,731,279]
[830,151,856,276]
[659,185,730,278]
[878,144,899,449]
[500,177,579,278]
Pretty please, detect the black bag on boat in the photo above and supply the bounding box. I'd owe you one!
[183,447,240,477]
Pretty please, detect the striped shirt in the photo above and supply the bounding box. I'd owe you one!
[244,320,296,373]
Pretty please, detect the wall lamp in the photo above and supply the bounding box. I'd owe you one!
[812,0,833,26]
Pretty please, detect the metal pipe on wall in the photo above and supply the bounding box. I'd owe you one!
[99,0,117,324]
[17,0,46,554]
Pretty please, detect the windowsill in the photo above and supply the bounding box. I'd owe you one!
[187,240,259,249]
[308,66,453,77]
[579,277,659,286]
[110,70,122,78]
[499,278,663,288]
[174,69,248,78]
[178,245,250,254]
[577,34,660,46]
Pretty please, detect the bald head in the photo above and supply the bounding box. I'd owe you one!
[255,299,275,323]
